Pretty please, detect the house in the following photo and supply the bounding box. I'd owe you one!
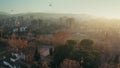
[38,45,54,63]
[13,26,27,32]
[0,52,26,68]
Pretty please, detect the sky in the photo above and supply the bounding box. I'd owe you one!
[0,0,120,18]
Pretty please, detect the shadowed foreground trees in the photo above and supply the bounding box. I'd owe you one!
[51,40,76,68]
[51,39,102,68]
[32,46,41,68]
[70,39,102,68]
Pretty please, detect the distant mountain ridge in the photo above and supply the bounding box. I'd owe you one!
[0,12,99,22]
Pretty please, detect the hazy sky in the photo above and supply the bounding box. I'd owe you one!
[0,0,120,18]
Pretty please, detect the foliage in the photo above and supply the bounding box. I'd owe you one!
[80,39,94,47]
[52,40,76,68]
[41,61,49,68]
[70,39,102,68]
[49,48,53,56]
[113,54,120,64]
[31,63,39,68]
[52,45,69,67]
[60,59,80,68]
[8,38,28,49]
[52,31,71,45]
[51,39,102,68]
[34,46,41,62]
[66,40,76,50]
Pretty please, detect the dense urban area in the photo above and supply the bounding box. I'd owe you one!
[0,12,120,68]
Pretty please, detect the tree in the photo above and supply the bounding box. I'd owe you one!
[52,40,76,68]
[113,54,119,64]
[60,59,81,68]
[31,63,39,68]
[80,39,94,47]
[66,40,76,50]
[52,45,68,67]
[70,39,102,68]
[49,48,53,56]
[41,61,49,68]
[33,46,42,68]
[52,31,71,45]
[8,37,28,49]
[34,46,41,62]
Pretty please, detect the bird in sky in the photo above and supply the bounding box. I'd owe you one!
[11,9,14,12]
[49,3,52,7]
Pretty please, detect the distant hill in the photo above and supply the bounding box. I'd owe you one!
[0,12,97,20]
[0,12,118,25]
[13,12,96,20]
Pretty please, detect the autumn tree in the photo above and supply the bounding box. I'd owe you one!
[41,61,49,68]
[52,31,71,45]
[8,38,28,49]
[60,59,80,68]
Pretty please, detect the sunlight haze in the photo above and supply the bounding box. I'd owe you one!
[0,0,120,18]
